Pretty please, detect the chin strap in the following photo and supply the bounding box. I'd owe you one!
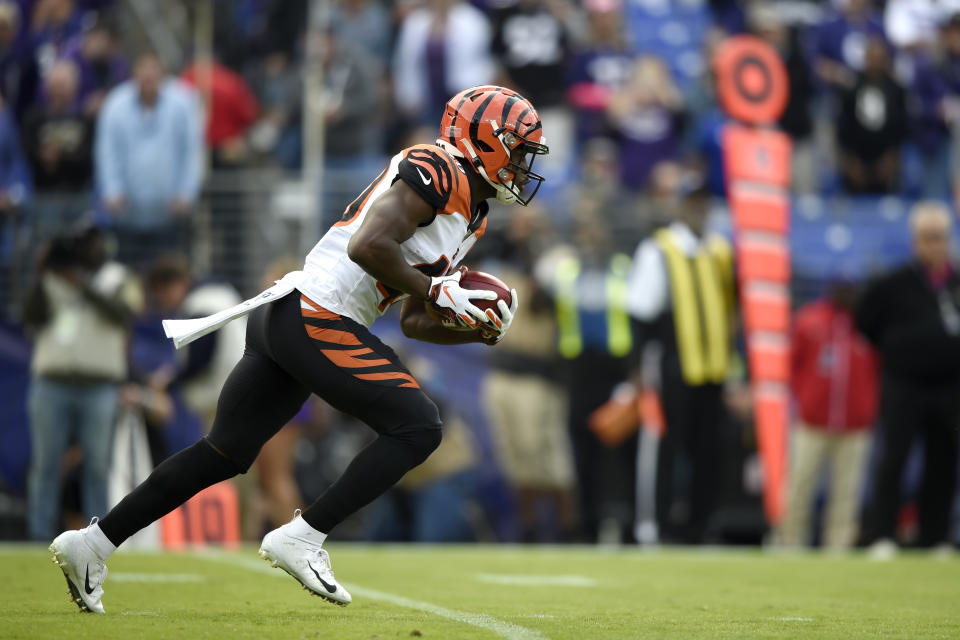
[458,137,517,204]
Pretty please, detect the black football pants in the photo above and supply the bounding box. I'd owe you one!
[100,291,441,545]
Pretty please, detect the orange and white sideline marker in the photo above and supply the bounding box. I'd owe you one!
[716,35,792,525]
[160,480,241,550]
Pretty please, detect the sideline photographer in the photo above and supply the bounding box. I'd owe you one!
[20,223,141,540]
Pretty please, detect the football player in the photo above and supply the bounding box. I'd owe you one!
[49,85,548,612]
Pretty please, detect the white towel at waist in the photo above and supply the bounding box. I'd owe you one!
[162,270,306,349]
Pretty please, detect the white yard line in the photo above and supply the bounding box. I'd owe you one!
[120,611,160,617]
[474,574,597,587]
[198,552,551,640]
[771,617,814,622]
[109,572,205,583]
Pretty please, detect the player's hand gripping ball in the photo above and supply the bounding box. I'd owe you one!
[428,269,516,341]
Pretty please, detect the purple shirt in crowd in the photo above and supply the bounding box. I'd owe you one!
[567,48,634,144]
[62,37,129,106]
[909,52,950,155]
[611,104,682,190]
[814,11,885,71]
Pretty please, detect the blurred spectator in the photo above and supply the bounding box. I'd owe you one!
[940,14,960,205]
[633,160,682,235]
[62,15,128,117]
[306,19,386,229]
[836,37,907,194]
[482,205,576,542]
[127,256,206,461]
[393,0,494,128]
[20,222,141,540]
[181,56,260,169]
[682,27,728,197]
[885,0,960,50]
[856,202,960,556]
[749,5,817,193]
[0,2,39,118]
[310,19,383,163]
[553,136,645,251]
[539,204,636,543]
[707,0,746,36]
[332,0,392,66]
[813,0,885,91]
[140,253,244,430]
[904,27,953,200]
[213,0,307,71]
[247,49,302,169]
[94,53,203,267]
[181,55,259,286]
[490,0,581,104]
[626,181,735,544]
[781,280,878,550]
[21,59,92,240]
[606,55,685,191]
[0,93,30,313]
[565,0,632,148]
[27,0,84,79]
[489,0,582,180]
[0,94,30,214]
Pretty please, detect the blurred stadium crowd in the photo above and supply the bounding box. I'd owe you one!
[1,0,959,552]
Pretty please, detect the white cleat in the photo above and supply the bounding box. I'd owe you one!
[49,519,108,613]
[259,527,351,606]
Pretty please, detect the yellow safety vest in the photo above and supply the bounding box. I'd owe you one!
[654,229,734,385]
[556,253,633,359]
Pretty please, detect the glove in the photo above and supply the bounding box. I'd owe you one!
[478,289,518,345]
[428,268,497,329]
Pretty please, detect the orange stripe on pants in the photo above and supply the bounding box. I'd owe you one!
[321,347,393,369]
[354,371,420,389]
[304,324,362,346]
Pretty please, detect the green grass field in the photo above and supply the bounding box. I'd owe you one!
[2,544,958,639]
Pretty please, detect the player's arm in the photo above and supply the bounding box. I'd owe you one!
[348,175,496,328]
[399,296,490,344]
[347,179,436,299]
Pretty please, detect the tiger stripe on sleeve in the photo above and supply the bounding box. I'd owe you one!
[397,144,472,223]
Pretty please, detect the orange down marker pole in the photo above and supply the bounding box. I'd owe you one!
[715,35,792,525]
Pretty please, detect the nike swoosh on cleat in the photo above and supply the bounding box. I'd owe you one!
[415,166,432,185]
[84,565,95,595]
[307,561,337,593]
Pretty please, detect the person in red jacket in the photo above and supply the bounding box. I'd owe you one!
[180,56,261,285]
[781,280,879,550]
[180,57,260,168]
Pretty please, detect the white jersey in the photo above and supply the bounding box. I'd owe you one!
[299,142,488,327]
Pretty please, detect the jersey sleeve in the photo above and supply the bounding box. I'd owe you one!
[397,145,471,222]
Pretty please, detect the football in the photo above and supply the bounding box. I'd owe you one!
[458,269,512,313]
[427,270,512,329]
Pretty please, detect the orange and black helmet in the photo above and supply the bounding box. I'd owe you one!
[440,85,549,205]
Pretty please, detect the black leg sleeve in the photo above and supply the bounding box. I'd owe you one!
[301,426,442,533]
[98,438,239,547]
